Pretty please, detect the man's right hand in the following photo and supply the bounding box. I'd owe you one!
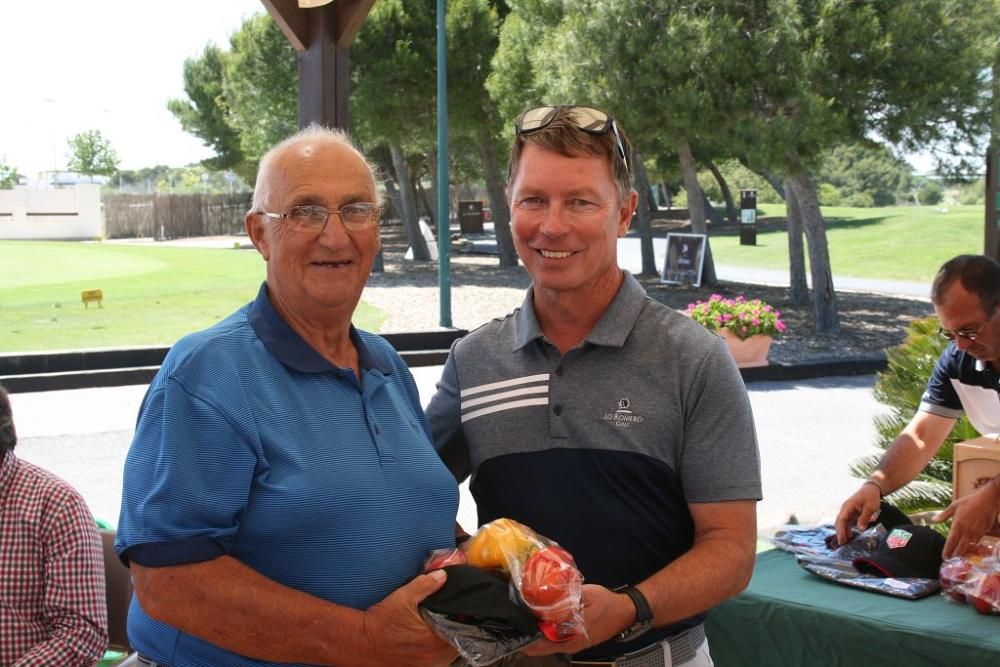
[361,569,456,666]
[834,483,882,547]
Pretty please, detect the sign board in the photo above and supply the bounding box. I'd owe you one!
[661,233,707,287]
[81,289,103,308]
[739,188,758,246]
[457,200,484,234]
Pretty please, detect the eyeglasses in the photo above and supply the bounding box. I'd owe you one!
[938,308,996,341]
[515,105,630,174]
[258,203,382,232]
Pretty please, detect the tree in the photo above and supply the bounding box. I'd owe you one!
[0,158,20,189]
[222,15,298,177]
[351,0,437,261]
[706,0,995,332]
[816,143,912,207]
[66,130,119,179]
[447,0,518,266]
[167,44,249,180]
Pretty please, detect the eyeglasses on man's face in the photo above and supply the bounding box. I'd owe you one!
[258,203,382,232]
[515,105,630,174]
[938,307,997,342]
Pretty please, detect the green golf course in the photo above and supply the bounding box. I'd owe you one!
[0,204,986,352]
[0,241,386,352]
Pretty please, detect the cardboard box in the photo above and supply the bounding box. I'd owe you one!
[953,435,1000,501]
[953,435,1000,539]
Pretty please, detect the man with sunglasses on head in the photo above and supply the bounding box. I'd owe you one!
[836,254,1000,559]
[426,106,761,667]
[116,126,459,667]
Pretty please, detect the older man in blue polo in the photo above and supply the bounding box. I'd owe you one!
[117,127,459,667]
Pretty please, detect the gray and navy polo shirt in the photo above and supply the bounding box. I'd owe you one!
[920,343,1000,434]
[425,272,761,658]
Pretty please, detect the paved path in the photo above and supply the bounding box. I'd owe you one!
[616,236,929,298]
[11,371,884,538]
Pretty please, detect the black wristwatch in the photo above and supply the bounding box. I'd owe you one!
[614,585,654,643]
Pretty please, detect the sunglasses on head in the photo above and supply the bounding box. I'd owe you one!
[515,105,629,174]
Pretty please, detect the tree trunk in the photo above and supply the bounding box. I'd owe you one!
[477,124,518,267]
[787,173,839,332]
[784,178,809,305]
[632,151,657,277]
[740,157,786,200]
[707,160,738,223]
[416,179,435,227]
[389,142,430,261]
[701,189,724,228]
[677,140,717,284]
[427,151,439,227]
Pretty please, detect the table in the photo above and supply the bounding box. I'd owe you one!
[705,549,1000,666]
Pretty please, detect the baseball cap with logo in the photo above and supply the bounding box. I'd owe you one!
[852,524,946,579]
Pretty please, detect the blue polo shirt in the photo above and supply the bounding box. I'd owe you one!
[116,283,458,667]
[920,343,1000,435]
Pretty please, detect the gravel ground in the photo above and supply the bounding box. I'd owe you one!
[364,223,936,364]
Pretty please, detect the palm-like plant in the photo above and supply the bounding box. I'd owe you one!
[850,317,980,516]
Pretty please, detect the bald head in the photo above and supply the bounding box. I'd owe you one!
[250,124,380,214]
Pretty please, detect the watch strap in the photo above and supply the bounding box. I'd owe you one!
[614,585,653,643]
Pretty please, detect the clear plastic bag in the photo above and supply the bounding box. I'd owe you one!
[420,518,586,665]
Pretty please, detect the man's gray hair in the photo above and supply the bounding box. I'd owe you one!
[249,124,381,213]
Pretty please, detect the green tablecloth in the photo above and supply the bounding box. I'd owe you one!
[705,549,1000,666]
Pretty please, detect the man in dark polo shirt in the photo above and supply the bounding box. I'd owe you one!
[426,106,762,666]
[836,254,1000,559]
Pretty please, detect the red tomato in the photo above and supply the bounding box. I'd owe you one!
[520,546,583,622]
[939,558,973,603]
[967,571,1000,615]
[423,548,467,572]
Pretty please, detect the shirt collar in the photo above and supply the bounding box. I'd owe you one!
[248,282,392,375]
[513,271,647,351]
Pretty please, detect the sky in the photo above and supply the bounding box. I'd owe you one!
[0,1,941,181]
[0,0,264,180]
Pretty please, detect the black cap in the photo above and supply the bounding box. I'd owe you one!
[853,524,946,579]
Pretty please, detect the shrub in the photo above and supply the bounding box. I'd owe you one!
[843,191,875,208]
[685,294,787,340]
[818,183,843,207]
[918,182,944,205]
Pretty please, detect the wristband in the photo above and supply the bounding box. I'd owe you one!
[863,478,885,498]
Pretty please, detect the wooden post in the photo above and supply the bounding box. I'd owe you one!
[260,0,374,130]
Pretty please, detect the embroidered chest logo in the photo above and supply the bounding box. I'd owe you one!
[602,397,644,429]
[886,529,912,549]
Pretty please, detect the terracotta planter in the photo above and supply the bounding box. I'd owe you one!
[719,328,772,368]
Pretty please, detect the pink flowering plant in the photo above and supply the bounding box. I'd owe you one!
[685,294,787,340]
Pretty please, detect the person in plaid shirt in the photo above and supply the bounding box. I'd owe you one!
[0,385,108,666]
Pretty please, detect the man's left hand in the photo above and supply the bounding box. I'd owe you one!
[521,584,633,657]
[935,482,1000,559]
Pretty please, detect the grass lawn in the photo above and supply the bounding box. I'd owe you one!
[0,241,387,353]
[709,204,984,283]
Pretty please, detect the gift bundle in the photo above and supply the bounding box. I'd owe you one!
[419,518,585,666]
[940,540,1000,615]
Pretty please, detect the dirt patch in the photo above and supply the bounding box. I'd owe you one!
[375,222,934,364]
